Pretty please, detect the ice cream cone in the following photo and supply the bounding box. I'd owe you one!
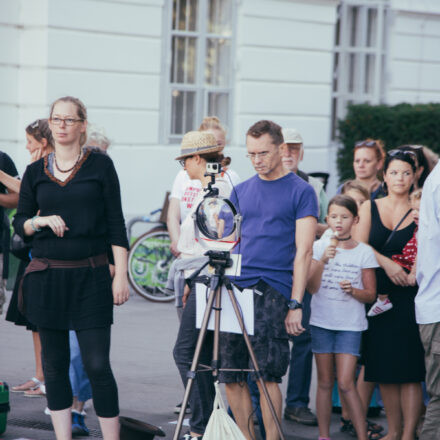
[330,231,339,247]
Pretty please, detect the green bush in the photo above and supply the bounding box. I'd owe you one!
[337,103,440,183]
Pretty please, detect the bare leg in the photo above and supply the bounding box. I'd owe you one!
[315,353,335,439]
[336,354,367,440]
[379,383,402,440]
[32,331,44,382]
[255,381,282,440]
[98,416,120,440]
[51,408,72,440]
[225,382,255,440]
[400,382,423,440]
[357,365,375,415]
[72,397,85,413]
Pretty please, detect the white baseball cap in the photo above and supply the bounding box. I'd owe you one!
[282,128,303,144]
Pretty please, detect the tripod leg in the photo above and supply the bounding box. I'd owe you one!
[172,285,218,440]
[225,286,286,440]
[212,284,222,379]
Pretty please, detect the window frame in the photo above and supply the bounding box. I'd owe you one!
[161,0,236,144]
[331,0,390,139]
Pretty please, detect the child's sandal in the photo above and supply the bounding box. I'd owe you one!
[340,417,356,437]
[367,419,384,433]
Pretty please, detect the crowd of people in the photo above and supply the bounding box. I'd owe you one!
[1,96,439,440]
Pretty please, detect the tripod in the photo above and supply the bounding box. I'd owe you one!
[172,251,286,440]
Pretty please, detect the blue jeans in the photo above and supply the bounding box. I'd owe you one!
[285,291,312,409]
[69,331,92,403]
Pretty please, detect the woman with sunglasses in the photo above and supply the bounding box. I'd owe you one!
[338,139,386,200]
[355,149,425,440]
[13,96,129,440]
[6,119,54,397]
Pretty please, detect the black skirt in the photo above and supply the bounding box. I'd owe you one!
[22,264,113,330]
[5,260,37,332]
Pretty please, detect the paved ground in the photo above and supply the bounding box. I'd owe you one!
[0,290,387,440]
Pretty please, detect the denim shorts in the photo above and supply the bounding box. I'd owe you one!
[310,325,362,357]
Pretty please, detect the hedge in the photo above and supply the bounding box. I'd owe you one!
[337,103,440,183]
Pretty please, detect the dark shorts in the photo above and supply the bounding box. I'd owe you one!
[219,281,290,384]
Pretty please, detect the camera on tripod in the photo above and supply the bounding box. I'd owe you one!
[206,162,222,175]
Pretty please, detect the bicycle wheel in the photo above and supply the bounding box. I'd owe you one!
[128,228,175,302]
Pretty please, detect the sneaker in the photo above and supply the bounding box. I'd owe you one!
[72,411,90,437]
[180,432,202,440]
[174,402,191,414]
[284,406,318,426]
[367,298,393,317]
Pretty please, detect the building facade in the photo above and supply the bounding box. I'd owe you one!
[1,0,440,217]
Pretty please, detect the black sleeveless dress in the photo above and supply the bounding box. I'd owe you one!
[363,201,425,383]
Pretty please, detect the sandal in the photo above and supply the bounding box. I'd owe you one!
[24,384,46,397]
[11,377,42,393]
[340,417,356,437]
[367,419,384,433]
[368,430,384,440]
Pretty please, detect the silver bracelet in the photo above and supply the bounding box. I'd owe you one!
[31,216,42,232]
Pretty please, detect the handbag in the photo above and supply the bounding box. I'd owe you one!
[10,233,30,262]
[203,382,246,440]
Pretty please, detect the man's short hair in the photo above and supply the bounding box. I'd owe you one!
[247,120,284,147]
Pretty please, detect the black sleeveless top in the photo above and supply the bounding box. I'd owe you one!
[363,201,425,383]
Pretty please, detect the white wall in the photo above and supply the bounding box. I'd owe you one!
[233,0,339,192]
[387,0,440,104]
[0,0,340,218]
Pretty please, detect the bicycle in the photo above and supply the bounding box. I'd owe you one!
[127,193,175,302]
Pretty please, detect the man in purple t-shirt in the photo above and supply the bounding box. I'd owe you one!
[219,120,318,440]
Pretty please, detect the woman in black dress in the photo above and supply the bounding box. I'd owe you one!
[356,150,425,440]
[14,96,129,439]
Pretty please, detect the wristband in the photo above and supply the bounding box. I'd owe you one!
[31,216,42,232]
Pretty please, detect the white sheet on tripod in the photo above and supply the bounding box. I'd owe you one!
[195,284,254,335]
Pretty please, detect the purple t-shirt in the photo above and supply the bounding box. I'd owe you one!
[229,173,318,299]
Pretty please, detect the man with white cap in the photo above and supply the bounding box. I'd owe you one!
[281,128,328,426]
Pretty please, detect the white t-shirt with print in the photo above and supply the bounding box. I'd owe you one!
[310,236,379,331]
[170,169,240,223]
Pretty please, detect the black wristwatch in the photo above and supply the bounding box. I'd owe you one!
[288,299,303,310]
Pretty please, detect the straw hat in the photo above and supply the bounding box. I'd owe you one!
[175,131,223,161]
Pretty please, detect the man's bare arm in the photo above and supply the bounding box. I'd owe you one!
[285,215,317,336]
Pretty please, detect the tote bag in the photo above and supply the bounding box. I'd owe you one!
[203,382,246,440]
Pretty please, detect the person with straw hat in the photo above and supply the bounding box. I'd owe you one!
[167,119,240,259]
[171,131,233,440]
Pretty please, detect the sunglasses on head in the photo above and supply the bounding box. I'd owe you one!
[387,149,417,161]
[30,120,40,130]
[355,140,378,148]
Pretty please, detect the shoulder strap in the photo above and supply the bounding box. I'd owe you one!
[381,208,412,251]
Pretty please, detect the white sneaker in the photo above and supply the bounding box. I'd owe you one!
[44,407,51,415]
[368,298,393,317]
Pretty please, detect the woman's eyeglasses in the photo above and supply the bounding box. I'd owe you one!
[50,117,84,126]
[178,156,193,167]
